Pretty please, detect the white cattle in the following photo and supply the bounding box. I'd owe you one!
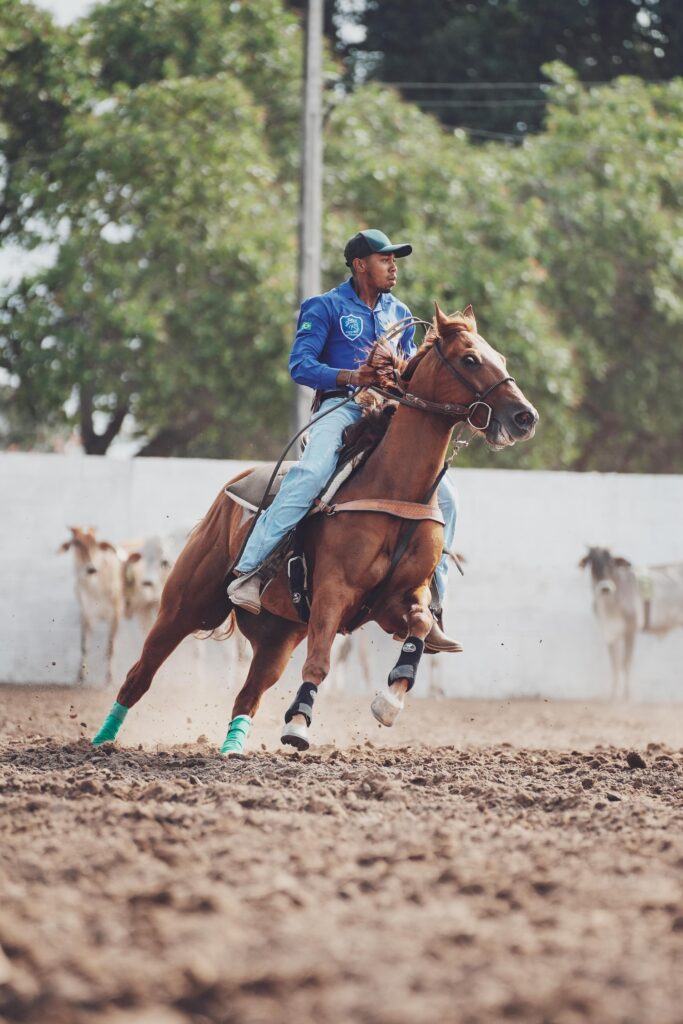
[121,532,187,633]
[579,546,683,700]
[59,526,123,687]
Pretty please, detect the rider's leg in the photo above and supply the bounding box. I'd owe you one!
[229,399,363,610]
[434,473,458,604]
[424,473,462,654]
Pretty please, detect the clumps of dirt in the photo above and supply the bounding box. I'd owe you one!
[1,688,683,1024]
[627,750,647,769]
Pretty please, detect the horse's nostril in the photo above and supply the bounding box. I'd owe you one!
[514,408,535,429]
[86,567,97,575]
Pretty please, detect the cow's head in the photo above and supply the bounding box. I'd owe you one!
[59,526,117,576]
[122,536,174,616]
[579,547,632,594]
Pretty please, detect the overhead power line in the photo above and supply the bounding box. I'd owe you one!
[417,99,548,108]
[377,81,552,89]
[375,79,670,89]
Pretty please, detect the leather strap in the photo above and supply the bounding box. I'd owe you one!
[368,385,471,420]
[345,461,451,633]
[315,497,444,525]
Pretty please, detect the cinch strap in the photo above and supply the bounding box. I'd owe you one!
[284,682,318,726]
[315,497,445,525]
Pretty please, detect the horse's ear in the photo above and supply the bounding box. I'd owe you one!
[433,301,449,333]
[578,554,589,569]
[614,556,632,568]
[463,304,477,331]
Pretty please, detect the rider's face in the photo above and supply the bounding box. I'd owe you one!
[360,253,398,293]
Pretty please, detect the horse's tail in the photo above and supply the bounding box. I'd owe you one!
[193,608,237,642]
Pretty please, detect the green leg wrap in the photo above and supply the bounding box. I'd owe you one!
[92,701,128,746]
[220,715,252,755]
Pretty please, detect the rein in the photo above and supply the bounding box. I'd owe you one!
[379,316,515,431]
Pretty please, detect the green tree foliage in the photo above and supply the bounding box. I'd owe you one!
[519,65,683,472]
[323,85,576,469]
[0,2,87,244]
[332,0,683,140]
[1,0,681,473]
[1,0,301,457]
[3,76,296,456]
[84,0,303,171]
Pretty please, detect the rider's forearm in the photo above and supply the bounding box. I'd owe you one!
[336,368,356,388]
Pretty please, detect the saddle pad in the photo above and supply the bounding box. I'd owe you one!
[225,462,296,512]
[225,452,367,515]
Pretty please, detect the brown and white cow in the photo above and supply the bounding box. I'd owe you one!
[59,526,124,687]
[579,546,683,700]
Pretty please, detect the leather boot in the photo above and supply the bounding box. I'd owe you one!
[425,609,463,654]
[227,571,263,615]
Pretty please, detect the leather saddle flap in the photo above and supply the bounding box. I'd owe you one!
[225,462,296,512]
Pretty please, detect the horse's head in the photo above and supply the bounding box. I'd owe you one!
[403,303,538,449]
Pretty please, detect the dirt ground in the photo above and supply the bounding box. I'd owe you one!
[1,684,682,1024]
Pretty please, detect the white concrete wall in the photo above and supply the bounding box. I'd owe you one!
[1,451,682,702]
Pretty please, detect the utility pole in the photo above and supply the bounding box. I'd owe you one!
[293,0,324,434]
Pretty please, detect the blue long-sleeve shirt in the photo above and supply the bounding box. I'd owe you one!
[289,278,416,391]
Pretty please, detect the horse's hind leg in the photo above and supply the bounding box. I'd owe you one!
[92,535,231,746]
[371,586,432,727]
[91,603,211,746]
[220,610,306,756]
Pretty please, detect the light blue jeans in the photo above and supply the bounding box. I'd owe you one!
[237,397,458,604]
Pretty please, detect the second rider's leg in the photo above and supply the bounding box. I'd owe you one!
[424,473,462,654]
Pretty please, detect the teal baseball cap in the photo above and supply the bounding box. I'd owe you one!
[344,229,412,267]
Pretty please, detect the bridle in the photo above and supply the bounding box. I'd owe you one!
[374,316,515,432]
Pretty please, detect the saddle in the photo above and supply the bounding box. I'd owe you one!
[225,461,296,513]
[224,405,396,514]
[225,403,446,627]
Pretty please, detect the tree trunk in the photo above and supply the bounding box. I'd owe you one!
[80,385,129,455]
[135,409,214,457]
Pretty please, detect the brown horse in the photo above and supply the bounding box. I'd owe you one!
[92,304,538,752]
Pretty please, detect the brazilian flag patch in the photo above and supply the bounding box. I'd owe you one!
[301,321,313,331]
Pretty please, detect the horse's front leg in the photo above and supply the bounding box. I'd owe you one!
[281,584,351,751]
[371,585,432,727]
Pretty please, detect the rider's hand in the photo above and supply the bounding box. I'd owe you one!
[348,364,381,388]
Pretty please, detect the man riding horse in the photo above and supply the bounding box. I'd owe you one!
[91,228,538,755]
[227,228,461,653]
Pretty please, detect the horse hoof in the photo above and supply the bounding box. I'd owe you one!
[281,721,310,751]
[371,689,404,727]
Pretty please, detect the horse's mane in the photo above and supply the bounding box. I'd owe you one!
[363,310,476,384]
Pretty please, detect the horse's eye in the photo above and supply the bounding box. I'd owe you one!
[462,354,479,368]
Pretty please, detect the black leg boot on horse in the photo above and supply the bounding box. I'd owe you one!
[372,589,432,727]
